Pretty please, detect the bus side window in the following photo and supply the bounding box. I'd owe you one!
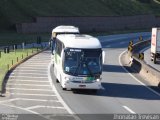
[54,41,57,52]
[55,39,63,57]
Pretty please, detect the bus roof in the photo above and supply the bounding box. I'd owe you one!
[57,34,102,49]
[52,25,80,33]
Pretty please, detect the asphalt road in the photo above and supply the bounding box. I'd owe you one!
[50,32,160,120]
[0,32,160,120]
[0,51,77,120]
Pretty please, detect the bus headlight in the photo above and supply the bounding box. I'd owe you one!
[96,78,102,82]
[64,77,71,83]
[97,79,100,82]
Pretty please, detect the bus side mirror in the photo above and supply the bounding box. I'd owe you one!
[102,50,105,64]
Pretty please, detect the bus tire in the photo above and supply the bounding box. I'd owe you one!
[60,75,66,90]
[56,79,59,83]
[153,55,156,64]
[62,88,67,91]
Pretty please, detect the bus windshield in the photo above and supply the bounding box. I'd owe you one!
[63,48,102,76]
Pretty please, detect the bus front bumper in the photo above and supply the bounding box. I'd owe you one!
[63,81,102,90]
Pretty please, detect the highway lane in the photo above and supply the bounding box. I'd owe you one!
[0,51,77,120]
[50,32,160,119]
[0,32,159,120]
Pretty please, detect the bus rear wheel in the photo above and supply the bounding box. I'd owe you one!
[153,54,157,64]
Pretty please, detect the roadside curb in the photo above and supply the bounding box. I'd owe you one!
[0,47,49,96]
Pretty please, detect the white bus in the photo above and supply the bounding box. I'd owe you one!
[50,25,80,61]
[51,25,80,40]
[54,34,103,91]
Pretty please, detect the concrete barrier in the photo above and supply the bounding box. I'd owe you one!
[127,39,160,87]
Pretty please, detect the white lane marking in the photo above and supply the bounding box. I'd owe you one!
[1,103,39,114]
[19,98,59,102]
[26,105,65,110]
[11,71,47,75]
[9,76,48,79]
[13,70,47,72]
[11,72,47,76]
[9,78,49,81]
[119,50,160,97]
[27,60,50,62]
[20,65,47,67]
[25,62,50,64]
[10,75,47,78]
[123,106,136,114]
[16,67,48,70]
[0,103,50,120]
[0,98,59,103]
[0,98,19,104]
[8,79,49,83]
[10,93,56,96]
[48,62,74,114]
[7,88,52,92]
[22,61,50,65]
[7,83,50,87]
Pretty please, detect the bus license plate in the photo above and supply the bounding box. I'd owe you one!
[79,85,86,88]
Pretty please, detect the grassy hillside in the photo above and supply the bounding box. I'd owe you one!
[0,0,160,30]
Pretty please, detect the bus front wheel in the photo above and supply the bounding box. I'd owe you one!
[56,79,59,83]
[62,88,67,90]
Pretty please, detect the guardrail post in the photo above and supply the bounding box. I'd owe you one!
[12,60,13,66]
[27,52,28,56]
[129,40,133,46]
[128,45,133,52]
[139,36,143,41]
[17,57,19,62]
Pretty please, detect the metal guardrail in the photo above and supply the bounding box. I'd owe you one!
[128,39,160,87]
